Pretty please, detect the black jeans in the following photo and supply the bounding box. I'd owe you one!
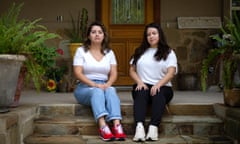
[132,84,173,127]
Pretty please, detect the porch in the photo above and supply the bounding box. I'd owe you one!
[0,89,240,144]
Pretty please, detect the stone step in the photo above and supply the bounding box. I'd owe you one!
[32,115,223,136]
[24,135,85,144]
[38,103,215,117]
[24,135,234,144]
[84,135,234,144]
[24,103,232,144]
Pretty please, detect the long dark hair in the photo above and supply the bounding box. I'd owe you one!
[131,23,171,65]
[83,21,111,55]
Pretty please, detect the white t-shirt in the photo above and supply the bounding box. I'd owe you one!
[130,48,178,86]
[73,46,117,81]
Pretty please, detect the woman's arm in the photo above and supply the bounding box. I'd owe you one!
[151,66,176,96]
[105,65,117,87]
[156,66,176,87]
[73,66,97,87]
[129,65,148,90]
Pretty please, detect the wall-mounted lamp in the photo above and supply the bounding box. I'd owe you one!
[57,15,63,22]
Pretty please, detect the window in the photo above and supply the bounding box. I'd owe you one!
[111,0,145,24]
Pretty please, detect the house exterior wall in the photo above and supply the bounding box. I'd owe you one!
[0,0,224,90]
[161,0,222,90]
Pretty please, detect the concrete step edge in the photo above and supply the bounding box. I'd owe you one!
[37,103,215,116]
[24,134,234,144]
[24,135,85,144]
[34,115,223,124]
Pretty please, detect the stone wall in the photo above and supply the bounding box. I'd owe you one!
[0,105,37,144]
[214,104,240,143]
[165,29,220,90]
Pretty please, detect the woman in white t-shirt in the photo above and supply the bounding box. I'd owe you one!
[129,23,178,142]
[73,21,126,142]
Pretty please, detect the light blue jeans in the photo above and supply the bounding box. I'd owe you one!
[74,80,122,122]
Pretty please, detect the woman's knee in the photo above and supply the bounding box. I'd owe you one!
[92,88,104,95]
[105,87,118,97]
[132,89,149,100]
[91,88,105,101]
[105,87,120,102]
[105,86,116,93]
[162,86,173,100]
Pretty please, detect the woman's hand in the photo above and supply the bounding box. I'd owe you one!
[150,85,160,96]
[150,66,176,96]
[95,83,110,90]
[135,82,148,91]
[130,65,148,91]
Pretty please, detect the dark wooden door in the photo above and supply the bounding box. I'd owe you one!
[96,0,160,85]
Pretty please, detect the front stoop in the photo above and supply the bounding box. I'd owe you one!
[30,115,223,136]
[24,135,85,144]
[24,103,235,144]
[83,135,234,144]
[0,105,37,144]
[24,135,233,144]
[24,135,234,144]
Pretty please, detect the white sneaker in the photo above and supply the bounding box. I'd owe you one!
[146,125,158,141]
[133,122,146,142]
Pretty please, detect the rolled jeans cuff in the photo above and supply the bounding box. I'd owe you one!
[106,116,122,122]
[95,112,109,122]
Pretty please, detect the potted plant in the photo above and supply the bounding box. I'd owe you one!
[0,3,60,111]
[45,65,68,92]
[64,8,88,58]
[201,11,240,106]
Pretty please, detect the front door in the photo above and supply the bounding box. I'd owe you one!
[97,0,159,85]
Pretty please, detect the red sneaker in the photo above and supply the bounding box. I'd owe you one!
[112,124,126,141]
[99,125,115,141]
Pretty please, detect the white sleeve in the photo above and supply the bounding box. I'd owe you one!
[109,50,117,65]
[73,47,84,66]
[129,58,133,65]
[167,50,178,74]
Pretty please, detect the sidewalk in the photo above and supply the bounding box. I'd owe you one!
[19,89,224,105]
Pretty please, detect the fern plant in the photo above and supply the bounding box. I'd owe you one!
[0,3,61,91]
[201,11,240,91]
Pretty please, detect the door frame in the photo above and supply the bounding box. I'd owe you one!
[95,0,161,24]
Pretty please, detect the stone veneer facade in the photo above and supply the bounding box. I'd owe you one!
[164,29,220,90]
[0,105,37,144]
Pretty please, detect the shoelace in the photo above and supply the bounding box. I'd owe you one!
[115,124,123,134]
[102,126,111,134]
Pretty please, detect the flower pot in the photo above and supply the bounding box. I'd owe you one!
[69,43,82,59]
[224,89,240,107]
[177,73,198,90]
[0,55,26,113]
[68,43,82,92]
[10,66,27,108]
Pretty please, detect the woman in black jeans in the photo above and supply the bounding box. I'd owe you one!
[129,22,178,142]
